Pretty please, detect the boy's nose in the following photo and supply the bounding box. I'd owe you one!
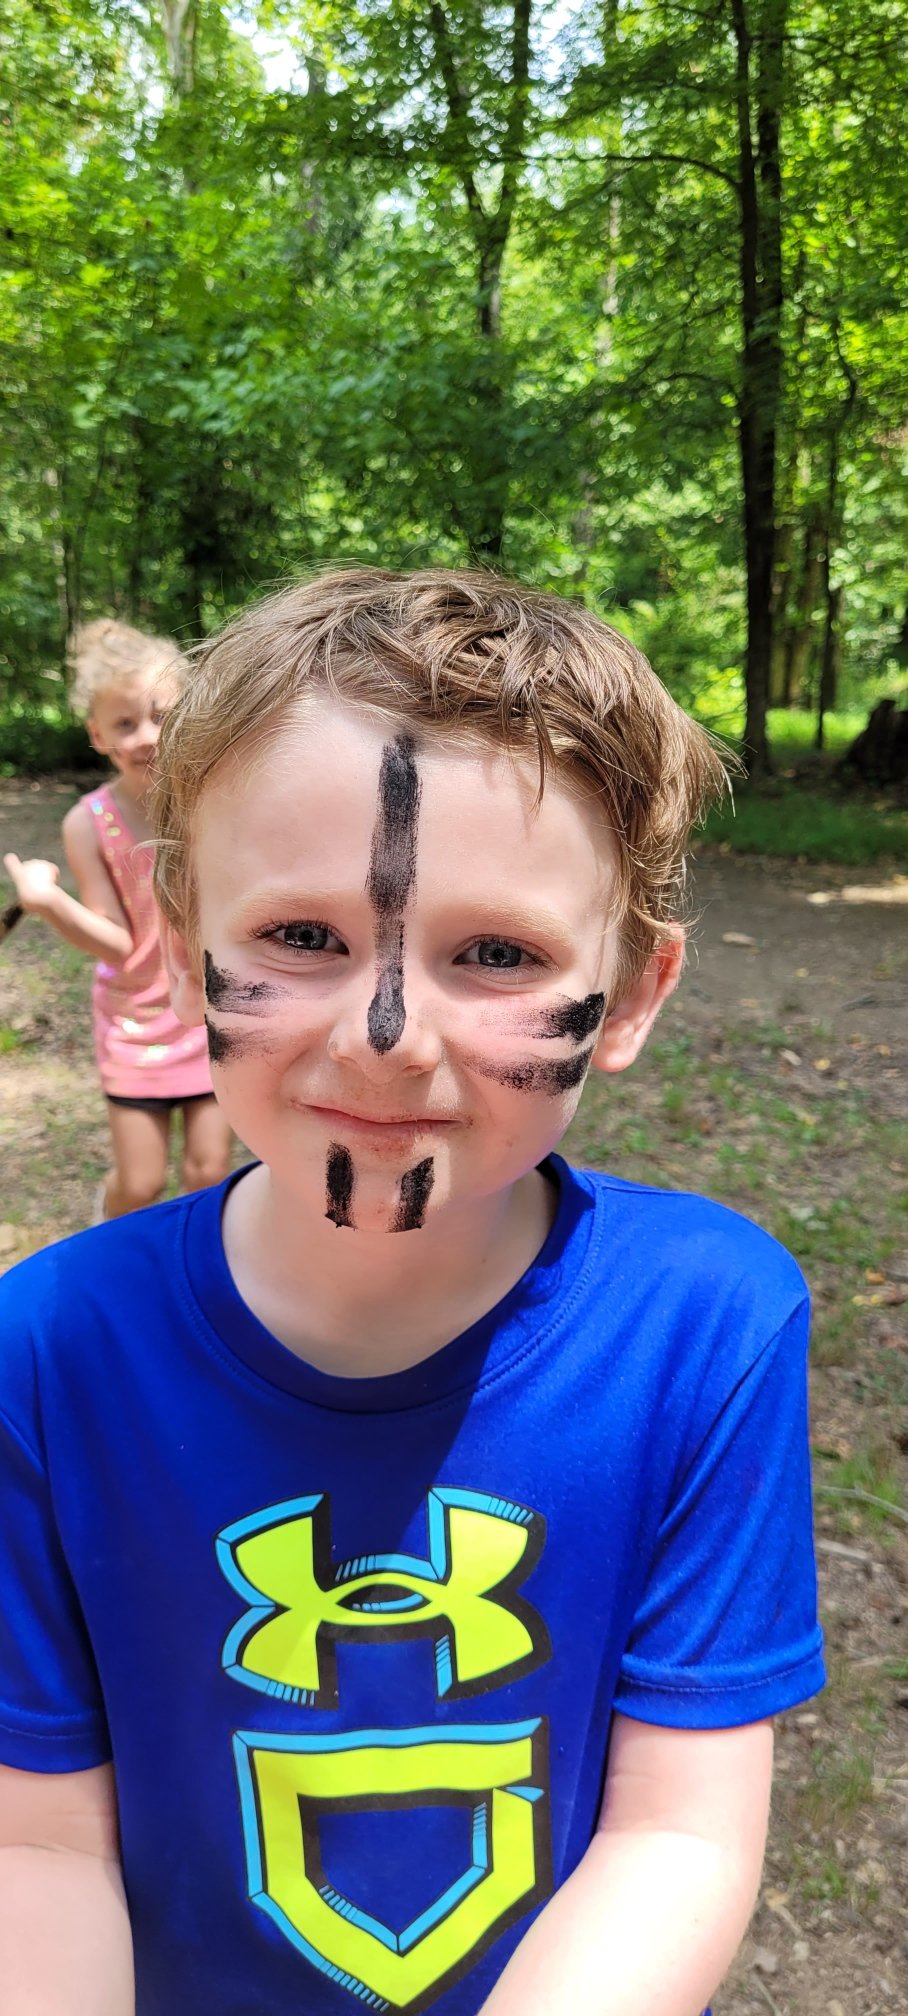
[327,967,443,1078]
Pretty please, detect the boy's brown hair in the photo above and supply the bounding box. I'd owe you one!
[153,568,729,996]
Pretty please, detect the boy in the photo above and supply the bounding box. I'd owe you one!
[0,569,824,2016]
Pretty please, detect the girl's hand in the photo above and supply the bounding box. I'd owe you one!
[2,853,62,914]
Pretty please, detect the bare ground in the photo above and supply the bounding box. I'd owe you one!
[1,778,906,2016]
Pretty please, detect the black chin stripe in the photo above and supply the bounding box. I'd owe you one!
[325,1144,356,1228]
[392,1157,435,1232]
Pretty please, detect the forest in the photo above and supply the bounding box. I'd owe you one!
[2,0,907,780]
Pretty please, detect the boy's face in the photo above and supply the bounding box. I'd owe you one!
[166,696,680,1235]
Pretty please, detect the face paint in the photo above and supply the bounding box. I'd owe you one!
[533,991,605,1043]
[392,1157,435,1232]
[204,1016,277,1065]
[463,1045,595,1095]
[365,735,421,1054]
[203,950,289,1017]
[325,1144,356,1228]
[205,1016,239,1065]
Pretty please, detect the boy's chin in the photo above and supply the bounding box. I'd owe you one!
[319,1157,443,1238]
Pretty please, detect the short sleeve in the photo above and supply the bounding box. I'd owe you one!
[0,1270,111,1772]
[614,1296,825,1727]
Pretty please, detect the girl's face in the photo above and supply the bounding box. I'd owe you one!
[166,696,680,1235]
[88,671,177,791]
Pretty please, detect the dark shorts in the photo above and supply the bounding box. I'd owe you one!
[106,1092,217,1118]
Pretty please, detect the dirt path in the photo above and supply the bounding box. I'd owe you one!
[687,849,908,1057]
[1,779,906,2016]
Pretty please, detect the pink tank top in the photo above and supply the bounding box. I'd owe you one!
[84,785,213,1100]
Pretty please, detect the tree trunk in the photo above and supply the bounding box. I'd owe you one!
[815,420,846,749]
[469,239,508,563]
[127,418,155,620]
[429,0,531,565]
[730,0,789,776]
[159,0,197,96]
[300,55,326,236]
[784,513,822,704]
[816,585,843,750]
[896,604,908,663]
[769,516,795,702]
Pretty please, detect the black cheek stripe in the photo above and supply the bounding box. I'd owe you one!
[537,992,606,1043]
[466,1045,595,1094]
[203,951,288,1017]
[204,1016,278,1065]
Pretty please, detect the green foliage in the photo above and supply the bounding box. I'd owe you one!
[1,0,907,774]
[0,707,94,776]
[702,782,908,863]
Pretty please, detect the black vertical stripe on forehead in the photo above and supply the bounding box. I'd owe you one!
[325,1145,356,1229]
[392,1157,435,1232]
[366,735,422,914]
[366,736,421,1055]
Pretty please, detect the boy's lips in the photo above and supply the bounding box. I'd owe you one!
[302,1101,457,1138]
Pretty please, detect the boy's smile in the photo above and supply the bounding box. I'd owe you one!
[168,695,676,1240]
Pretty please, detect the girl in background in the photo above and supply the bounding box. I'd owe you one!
[3,620,232,1218]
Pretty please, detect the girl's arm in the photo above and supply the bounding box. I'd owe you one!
[0,1761,134,2015]
[4,802,133,965]
[480,1714,773,2016]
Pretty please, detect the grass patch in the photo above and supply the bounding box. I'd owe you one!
[566,1019,908,1385]
[815,1449,905,1527]
[694,706,908,864]
[701,782,908,864]
[802,1737,877,1828]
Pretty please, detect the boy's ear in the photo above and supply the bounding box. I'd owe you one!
[590,931,684,1076]
[161,919,206,1029]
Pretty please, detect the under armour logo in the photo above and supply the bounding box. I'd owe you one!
[216,1487,550,1707]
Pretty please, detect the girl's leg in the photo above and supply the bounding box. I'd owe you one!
[103,1102,171,1218]
[181,1095,233,1194]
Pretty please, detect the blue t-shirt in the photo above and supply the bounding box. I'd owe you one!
[0,1157,824,2016]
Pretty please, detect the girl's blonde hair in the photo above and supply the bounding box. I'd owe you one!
[153,567,730,995]
[69,619,188,717]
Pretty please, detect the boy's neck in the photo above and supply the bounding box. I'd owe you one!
[221,1163,558,1379]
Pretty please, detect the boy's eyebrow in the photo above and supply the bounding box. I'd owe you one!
[222,886,362,926]
[221,890,588,947]
[434,898,589,949]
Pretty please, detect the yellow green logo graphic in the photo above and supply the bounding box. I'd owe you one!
[216,1487,550,1705]
[216,1488,552,2007]
[232,1720,551,2012]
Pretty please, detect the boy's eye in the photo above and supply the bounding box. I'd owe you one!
[459,938,537,971]
[270,921,347,955]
